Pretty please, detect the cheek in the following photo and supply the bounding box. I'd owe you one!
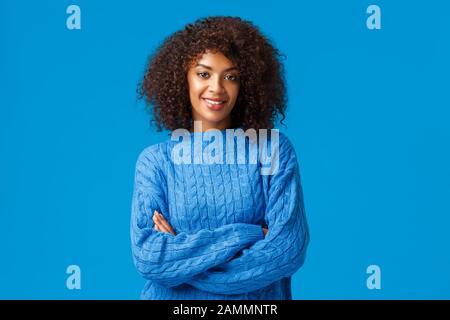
[227,84,240,102]
[188,78,205,98]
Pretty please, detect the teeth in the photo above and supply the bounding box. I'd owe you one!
[204,99,225,105]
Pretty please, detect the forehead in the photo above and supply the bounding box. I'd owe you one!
[194,51,236,70]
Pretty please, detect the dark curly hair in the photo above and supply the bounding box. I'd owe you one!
[138,16,287,131]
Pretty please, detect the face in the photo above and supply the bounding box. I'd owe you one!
[187,51,240,131]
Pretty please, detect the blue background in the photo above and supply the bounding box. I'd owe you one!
[1,0,449,299]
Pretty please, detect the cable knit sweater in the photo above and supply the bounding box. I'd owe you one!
[130,129,310,300]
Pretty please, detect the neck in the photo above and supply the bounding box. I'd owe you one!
[190,119,232,132]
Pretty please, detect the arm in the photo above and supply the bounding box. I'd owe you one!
[187,135,310,295]
[130,145,264,288]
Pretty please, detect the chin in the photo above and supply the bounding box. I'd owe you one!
[200,110,231,122]
[205,117,229,125]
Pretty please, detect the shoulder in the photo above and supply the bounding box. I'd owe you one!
[273,131,301,179]
[276,131,297,162]
[259,130,299,177]
[133,142,172,189]
[135,141,171,174]
[278,131,294,148]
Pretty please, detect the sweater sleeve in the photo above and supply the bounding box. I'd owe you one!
[187,135,310,295]
[130,145,264,288]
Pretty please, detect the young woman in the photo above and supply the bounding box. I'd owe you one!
[131,16,310,300]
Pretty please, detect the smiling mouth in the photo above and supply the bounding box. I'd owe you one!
[202,98,227,111]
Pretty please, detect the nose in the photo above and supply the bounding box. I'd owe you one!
[208,75,225,94]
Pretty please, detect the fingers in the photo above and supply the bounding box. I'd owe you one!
[156,213,176,235]
[156,220,170,234]
[153,212,167,232]
[152,212,161,230]
[153,211,176,236]
[153,212,169,233]
[160,216,176,236]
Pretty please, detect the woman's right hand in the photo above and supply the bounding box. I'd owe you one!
[153,210,176,236]
[262,227,268,237]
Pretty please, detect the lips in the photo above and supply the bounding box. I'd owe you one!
[202,97,227,111]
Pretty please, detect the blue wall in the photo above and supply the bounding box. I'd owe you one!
[1,0,449,299]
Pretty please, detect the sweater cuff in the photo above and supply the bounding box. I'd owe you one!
[243,224,265,242]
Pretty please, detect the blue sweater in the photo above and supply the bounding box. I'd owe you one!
[130,130,310,300]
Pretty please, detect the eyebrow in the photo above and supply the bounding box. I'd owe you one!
[195,64,238,72]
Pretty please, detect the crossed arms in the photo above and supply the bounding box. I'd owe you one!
[130,140,310,295]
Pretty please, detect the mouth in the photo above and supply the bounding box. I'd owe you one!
[202,98,227,111]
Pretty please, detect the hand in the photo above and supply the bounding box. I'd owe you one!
[152,211,176,236]
[262,227,268,238]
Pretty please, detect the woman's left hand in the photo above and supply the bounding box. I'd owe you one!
[152,211,177,236]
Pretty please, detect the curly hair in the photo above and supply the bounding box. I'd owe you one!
[138,16,287,131]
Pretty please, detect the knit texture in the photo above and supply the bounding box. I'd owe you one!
[130,130,310,300]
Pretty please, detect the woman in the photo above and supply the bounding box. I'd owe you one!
[131,16,310,300]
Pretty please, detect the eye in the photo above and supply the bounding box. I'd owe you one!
[197,72,210,79]
[224,74,238,81]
